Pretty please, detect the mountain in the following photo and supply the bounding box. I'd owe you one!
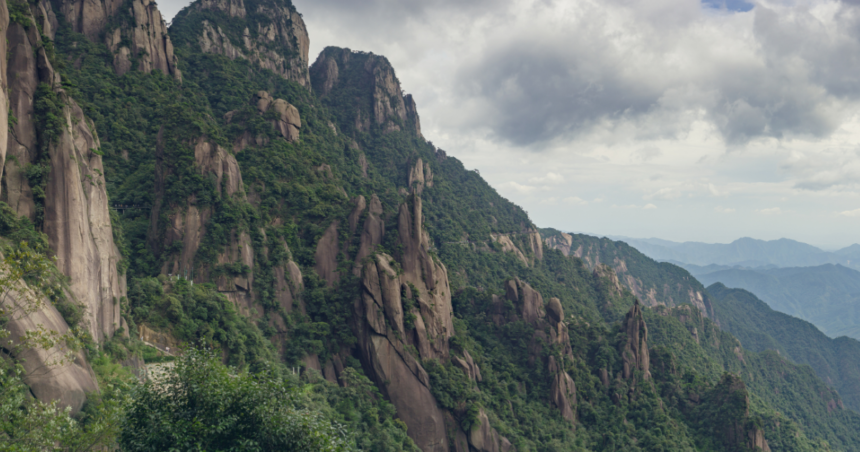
[707,283,860,413]
[0,0,858,449]
[614,236,860,271]
[696,264,860,340]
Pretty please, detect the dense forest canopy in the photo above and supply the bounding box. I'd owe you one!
[0,0,856,450]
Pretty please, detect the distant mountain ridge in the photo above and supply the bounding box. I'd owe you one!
[708,283,860,413]
[610,236,860,270]
[694,264,860,340]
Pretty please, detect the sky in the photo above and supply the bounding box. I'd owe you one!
[160,0,860,249]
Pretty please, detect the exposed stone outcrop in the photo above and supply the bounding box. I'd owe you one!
[546,298,576,424]
[354,194,384,269]
[491,230,542,266]
[138,324,180,351]
[549,356,577,423]
[347,195,366,236]
[408,158,433,194]
[274,251,304,314]
[544,232,715,316]
[354,194,456,451]
[492,234,529,265]
[39,71,125,344]
[452,349,482,383]
[702,374,771,452]
[159,137,243,277]
[315,222,340,286]
[189,0,311,87]
[1,280,99,414]
[505,278,545,326]
[254,91,301,142]
[495,281,576,423]
[357,254,448,451]
[545,231,574,256]
[620,300,651,381]
[0,3,126,414]
[594,264,624,298]
[3,18,37,215]
[59,0,180,79]
[310,48,422,136]
[526,229,543,261]
[467,410,516,452]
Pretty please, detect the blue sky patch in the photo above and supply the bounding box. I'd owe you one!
[702,0,755,12]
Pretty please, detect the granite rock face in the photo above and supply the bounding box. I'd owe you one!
[494,281,577,424]
[254,91,301,142]
[310,47,422,135]
[0,4,126,343]
[621,300,651,381]
[59,0,181,79]
[353,191,461,451]
[188,0,311,87]
[1,284,99,414]
[543,231,714,316]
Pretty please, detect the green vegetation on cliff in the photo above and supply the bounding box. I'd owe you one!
[1,0,859,449]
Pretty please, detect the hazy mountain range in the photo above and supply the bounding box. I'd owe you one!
[611,236,860,271]
[607,236,860,340]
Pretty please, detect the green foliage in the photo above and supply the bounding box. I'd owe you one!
[120,348,353,451]
[0,359,76,451]
[127,276,273,366]
[7,0,32,27]
[709,282,860,413]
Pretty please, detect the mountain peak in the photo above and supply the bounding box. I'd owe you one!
[310,47,422,137]
[171,0,310,87]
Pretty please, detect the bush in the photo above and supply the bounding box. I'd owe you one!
[120,348,353,451]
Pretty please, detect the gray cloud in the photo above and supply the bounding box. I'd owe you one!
[449,1,860,147]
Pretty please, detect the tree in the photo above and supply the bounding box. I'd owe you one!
[120,348,353,451]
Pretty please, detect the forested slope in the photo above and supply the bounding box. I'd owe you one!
[708,283,860,414]
[697,265,860,339]
[0,0,857,450]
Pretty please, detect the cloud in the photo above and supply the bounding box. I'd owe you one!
[529,172,565,183]
[613,203,657,210]
[632,147,662,162]
[702,0,754,13]
[756,207,783,215]
[501,181,537,194]
[839,208,860,217]
[715,206,736,213]
[563,196,588,205]
[448,0,860,147]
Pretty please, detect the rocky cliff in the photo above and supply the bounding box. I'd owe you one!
[0,0,119,413]
[60,0,181,79]
[311,47,422,136]
[3,1,125,344]
[543,229,714,316]
[354,194,453,451]
[177,0,310,87]
[620,300,651,381]
[700,374,771,452]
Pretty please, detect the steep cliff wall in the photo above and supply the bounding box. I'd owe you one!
[3,3,126,343]
[311,47,422,136]
[173,0,310,87]
[1,280,99,413]
[60,0,181,79]
[0,1,103,414]
[354,194,453,451]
